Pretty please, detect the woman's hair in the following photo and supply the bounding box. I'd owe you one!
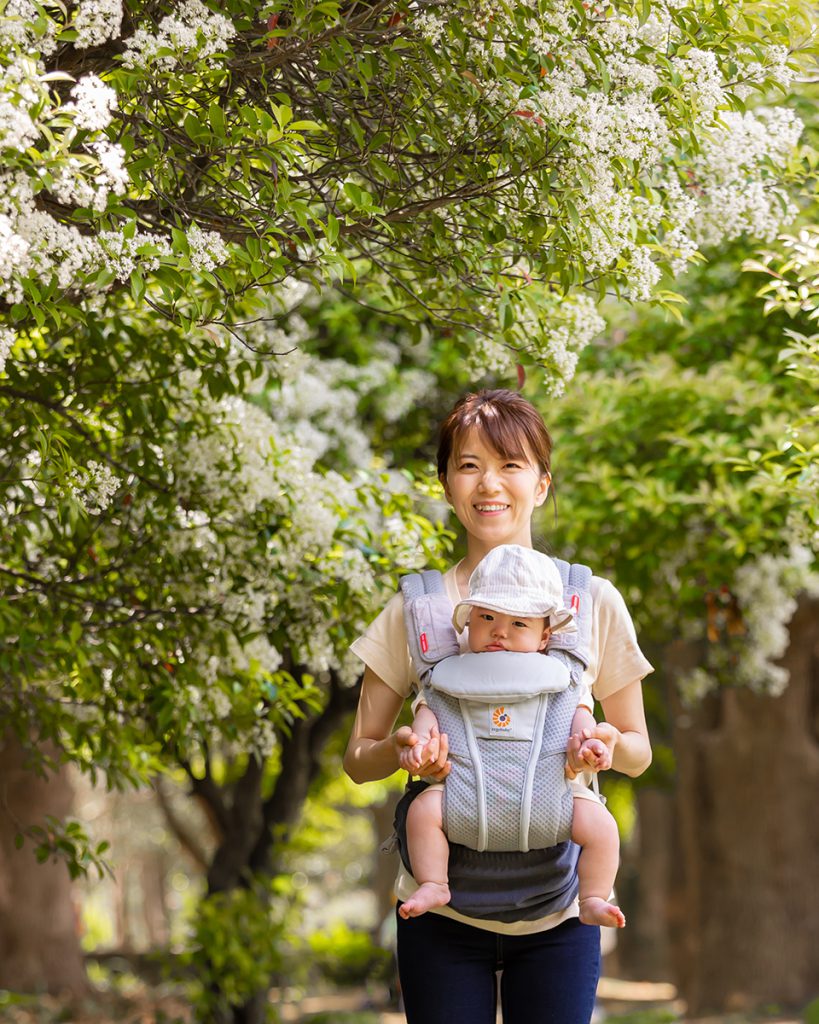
[436,389,553,480]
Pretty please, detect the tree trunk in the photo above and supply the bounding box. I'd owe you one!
[615,785,674,981]
[190,671,362,1024]
[669,596,819,1014]
[0,732,88,996]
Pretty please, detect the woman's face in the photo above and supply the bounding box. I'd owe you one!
[441,428,550,552]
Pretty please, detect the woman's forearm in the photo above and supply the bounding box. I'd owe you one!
[344,733,401,784]
[599,680,652,778]
[344,669,407,784]
[610,728,652,777]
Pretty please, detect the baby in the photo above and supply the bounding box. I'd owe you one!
[398,546,625,929]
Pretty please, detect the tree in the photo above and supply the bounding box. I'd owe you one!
[2,1,815,382]
[2,1,818,1020]
[542,249,818,1012]
[0,733,88,996]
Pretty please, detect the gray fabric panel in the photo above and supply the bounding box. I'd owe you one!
[430,650,570,700]
[400,571,460,673]
[432,680,579,853]
[546,557,592,667]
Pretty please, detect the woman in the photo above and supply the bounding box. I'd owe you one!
[344,389,652,1024]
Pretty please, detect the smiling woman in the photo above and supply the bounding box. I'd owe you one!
[344,388,653,1024]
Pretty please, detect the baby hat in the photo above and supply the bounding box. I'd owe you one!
[452,544,575,634]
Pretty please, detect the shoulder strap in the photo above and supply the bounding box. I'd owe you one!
[399,571,461,683]
[548,559,592,670]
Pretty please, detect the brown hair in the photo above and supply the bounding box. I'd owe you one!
[436,389,553,480]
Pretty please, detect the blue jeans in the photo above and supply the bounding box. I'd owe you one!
[396,907,600,1024]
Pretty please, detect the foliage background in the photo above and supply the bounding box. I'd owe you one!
[1,1,818,1021]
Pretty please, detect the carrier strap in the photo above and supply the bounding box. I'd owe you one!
[547,559,592,669]
[399,569,460,683]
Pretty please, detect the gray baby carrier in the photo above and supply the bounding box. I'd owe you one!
[396,560,593,909]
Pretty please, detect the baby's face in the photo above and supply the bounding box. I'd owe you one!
[467,606,550,654]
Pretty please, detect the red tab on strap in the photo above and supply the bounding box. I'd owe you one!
[571,594,580,612]
[420,632,429,654]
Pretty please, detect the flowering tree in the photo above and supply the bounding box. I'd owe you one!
[744,224,819,534]
[543,247,819,1011]
[2,0,818,1019]
[0,284,452,1013]
[2,0,815,389]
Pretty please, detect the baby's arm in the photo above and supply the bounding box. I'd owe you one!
[566,705,612,778]
[399,704,447,776]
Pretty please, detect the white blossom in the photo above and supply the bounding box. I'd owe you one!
[414,12,446,45]
[122,0,236,71]
[0,326,15,373]
[0,0,59,53]
[0,212,31,302]
[65,75,118,132]
[672,48,724,119]
[97,228,173,280]
[678,667,718,707]
[732,546,819,696]
[68,459,121,514]
[73,0,123,48]
[0,94,37,152]
[186,223,229,272]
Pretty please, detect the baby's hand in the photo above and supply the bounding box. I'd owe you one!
[398,734,431,774]
[576,735,612,772]
[566,727,612,777]
[399,724,450,782]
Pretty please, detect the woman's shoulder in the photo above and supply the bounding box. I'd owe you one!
[588,573,636,627]
[589,573,619,601]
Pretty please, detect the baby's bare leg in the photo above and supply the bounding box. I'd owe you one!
[398,787,451,919]
[571,796,626,928]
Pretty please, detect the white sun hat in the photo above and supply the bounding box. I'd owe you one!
[452,544,576,634]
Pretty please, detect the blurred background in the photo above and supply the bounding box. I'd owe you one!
[2,2,818,1023]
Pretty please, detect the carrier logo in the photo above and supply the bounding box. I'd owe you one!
[490,705,512,735]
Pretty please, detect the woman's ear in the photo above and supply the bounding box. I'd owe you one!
[534,472,551,508]
[440,473,452,504]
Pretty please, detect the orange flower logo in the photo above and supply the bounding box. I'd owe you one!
[492,706,511,729]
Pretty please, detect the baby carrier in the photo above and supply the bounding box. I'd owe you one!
[399,561,593,856]
[399,559,593,855]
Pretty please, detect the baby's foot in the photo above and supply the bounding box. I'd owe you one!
[399,882,451,919]
[579,896,626,928]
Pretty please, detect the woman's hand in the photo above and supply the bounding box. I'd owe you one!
[395,724,451,782]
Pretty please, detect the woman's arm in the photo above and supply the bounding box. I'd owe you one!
[596,679,652,778]
[343,667,450,783]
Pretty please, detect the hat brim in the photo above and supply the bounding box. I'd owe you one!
[452,599,576,635]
